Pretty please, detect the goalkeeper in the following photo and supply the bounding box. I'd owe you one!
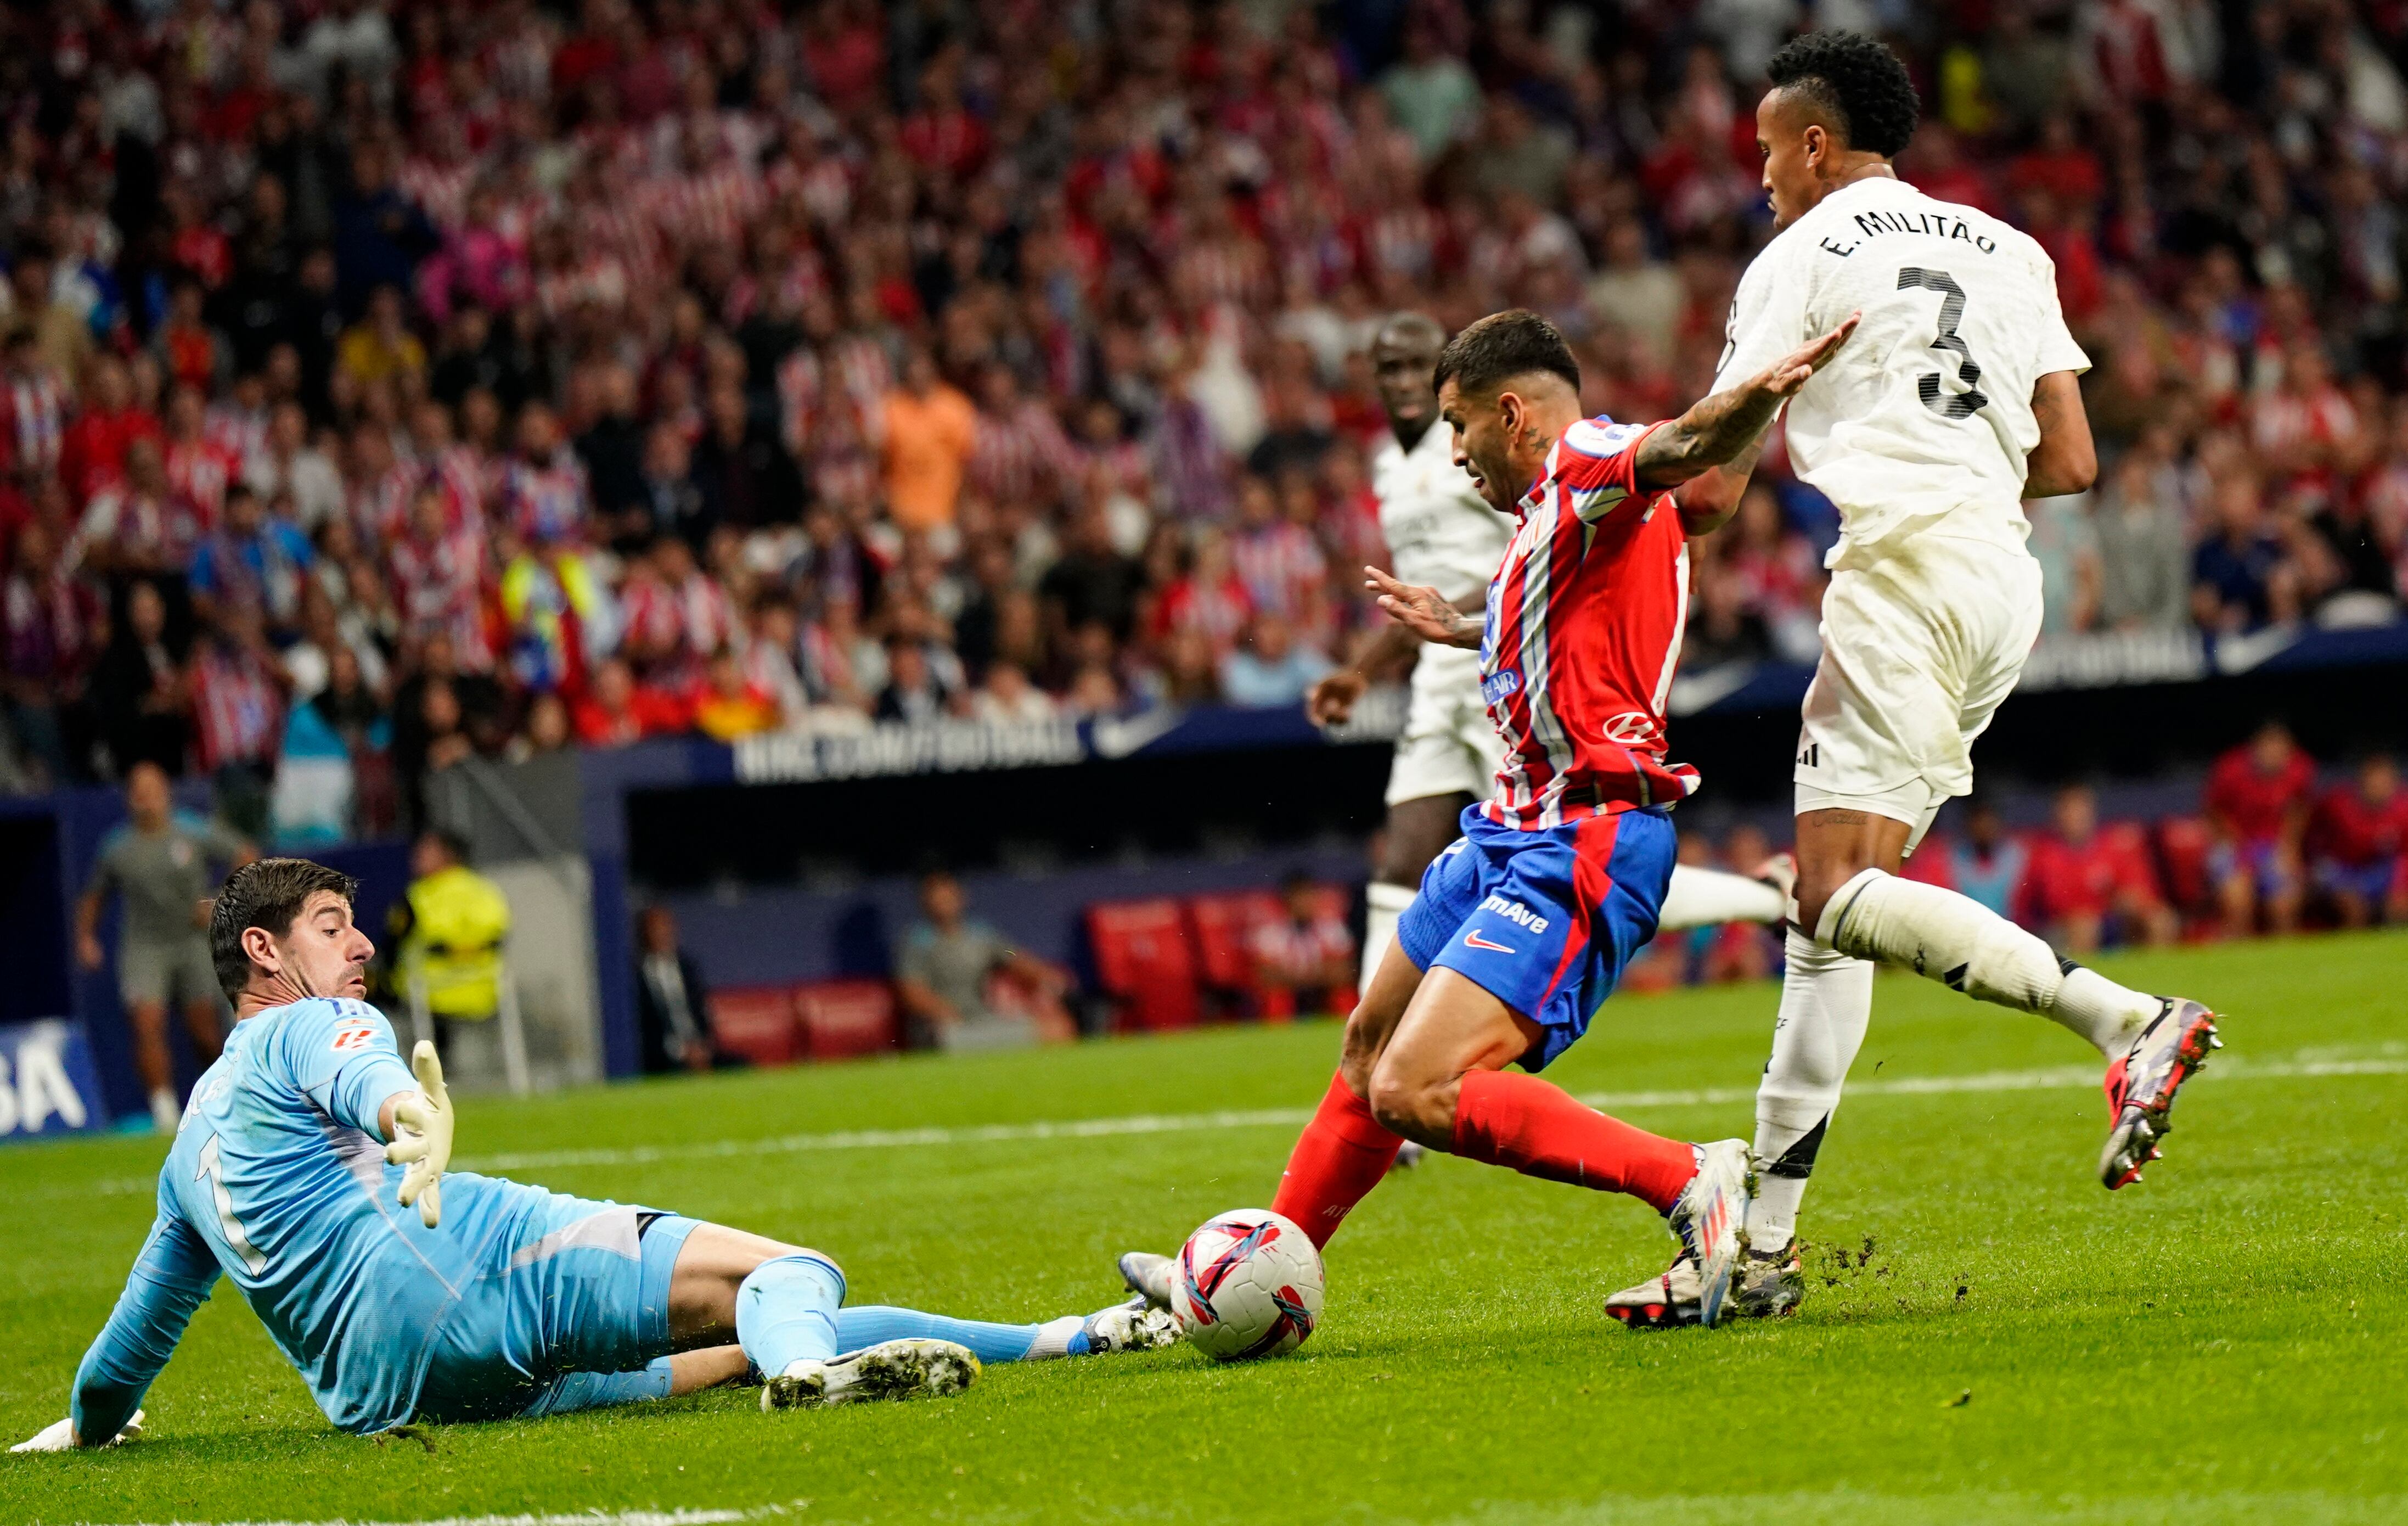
[20,858,1172,1450]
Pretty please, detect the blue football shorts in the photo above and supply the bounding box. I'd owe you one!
[410,1173,700,1423]
[1396,804,1676,1072]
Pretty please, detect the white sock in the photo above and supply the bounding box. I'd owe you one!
[1749,929,1873,1255]
[2053,965,2161,1057]
[1359,882,1414,994]
[149,1088,179,1132]
[1026,1315,1085,1360]
[1816,868,2155,1057]
[1659,865,1788,929]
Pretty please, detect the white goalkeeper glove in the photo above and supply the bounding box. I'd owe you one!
[384,1041,454,1228]
[12,1410,143,1452]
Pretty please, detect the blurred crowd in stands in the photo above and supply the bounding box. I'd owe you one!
[6,0,2408,848]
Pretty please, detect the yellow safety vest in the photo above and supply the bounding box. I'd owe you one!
[401,866,511,1020]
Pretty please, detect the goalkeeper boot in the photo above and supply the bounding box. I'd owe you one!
[1664,1138,1754,1326]
[1081,1297,1182,1354]
[1117,1250,1175,1310]
[2101,998,2221,1190]
[761,1339,979,1410]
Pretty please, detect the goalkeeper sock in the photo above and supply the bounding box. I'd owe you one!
[735,1253,845,1374]
[832,1306,1085,1364]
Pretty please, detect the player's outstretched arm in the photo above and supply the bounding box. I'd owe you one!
[1634,314,1859,493]
[30,1205,223,1451]
[381,1041,454,1229]
[1364,566,1483,650]
[2024,369,2097,498]
[1670,443,1765,538]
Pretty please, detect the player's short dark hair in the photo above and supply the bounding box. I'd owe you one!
[1765,30,1920,159]
[1432,310,1580,399]
[211,857,359,1000]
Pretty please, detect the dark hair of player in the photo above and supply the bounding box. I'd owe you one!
[211,857,361,1000]
[1764,31,1920,159]
[1432,309,1580,399]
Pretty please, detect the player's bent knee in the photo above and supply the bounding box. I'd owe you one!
[1364,1058,1449,1144]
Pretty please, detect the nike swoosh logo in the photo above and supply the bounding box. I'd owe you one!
[1089,707,1184,759]
[1464,930,1515,953]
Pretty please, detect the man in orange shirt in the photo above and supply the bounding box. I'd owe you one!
[879,350,977,532]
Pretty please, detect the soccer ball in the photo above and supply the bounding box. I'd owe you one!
[1169,1209,1325,1361]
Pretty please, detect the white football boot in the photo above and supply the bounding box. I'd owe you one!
[1081,1296,1182,1353]
[1662,1138,1756,1327]
[1117,1250,1176,1311]
[760,1338,979,1410]
[2100,998,2221,1190]
[1605,1247,1803,1329]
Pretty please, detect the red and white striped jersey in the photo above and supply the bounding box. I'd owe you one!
[1478,417,1698,831]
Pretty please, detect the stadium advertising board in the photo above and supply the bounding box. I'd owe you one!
[0,1020,108,1141]
[730,688,1410,786]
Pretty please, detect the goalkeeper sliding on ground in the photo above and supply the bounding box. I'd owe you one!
[17,857,1173,1450]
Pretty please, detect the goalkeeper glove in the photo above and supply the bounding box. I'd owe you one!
[384,1041,454,1228]
[12,1410,143,1452]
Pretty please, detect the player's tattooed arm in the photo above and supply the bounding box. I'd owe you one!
[1671,442,1764,538]
[2023,369,2097,498]
[1312,590,1481,721]
[1634,313,1860,492]
[1364,567,1483,650]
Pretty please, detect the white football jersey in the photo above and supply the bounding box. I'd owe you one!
[1372,417,1511,605]
[1713,176,2091,558]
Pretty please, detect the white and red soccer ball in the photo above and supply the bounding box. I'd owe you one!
[1169,1209,1325,1361]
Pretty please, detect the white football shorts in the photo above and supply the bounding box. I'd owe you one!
[1386,641,1504,807]
[1793,531,2044,850]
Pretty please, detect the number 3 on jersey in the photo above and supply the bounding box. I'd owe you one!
[1897,267,1989,419]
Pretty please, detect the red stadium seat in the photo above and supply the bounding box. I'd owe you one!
[1188,890,1283,998]
[707,986,802,1067]
[794,979,899,1060]
[1087,899,1201,1032]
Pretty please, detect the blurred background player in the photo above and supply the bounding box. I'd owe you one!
[1943,798,2027,919]
[1611,31,2223,1331]
[2016,784,2177,955]
[894,870,1076,1051]
[22,857,1177,1451]
[2308,754,2408,929]
[1248,872,1358,1020]
[633,904,728,1075]
[2204,720,2315,937]
[75,761,256,1130]
[1123,307,1858,1327]
[386,828,514,1085]
[1308,313,1791,1007]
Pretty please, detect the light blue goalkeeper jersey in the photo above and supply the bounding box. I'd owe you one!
[73,998,462,1437]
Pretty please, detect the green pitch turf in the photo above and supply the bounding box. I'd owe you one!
[5,932,2405,1526]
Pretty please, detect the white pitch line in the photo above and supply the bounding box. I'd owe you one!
[61,1508,781,1526]
[65,1051,2408,1200]
[462,1051,2408,1176]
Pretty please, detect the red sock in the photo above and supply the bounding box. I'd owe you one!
[1450,1069,1696,1213]
[1270,1071,1404,1249]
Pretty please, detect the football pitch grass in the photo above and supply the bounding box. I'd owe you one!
[5,932,2404,1526]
